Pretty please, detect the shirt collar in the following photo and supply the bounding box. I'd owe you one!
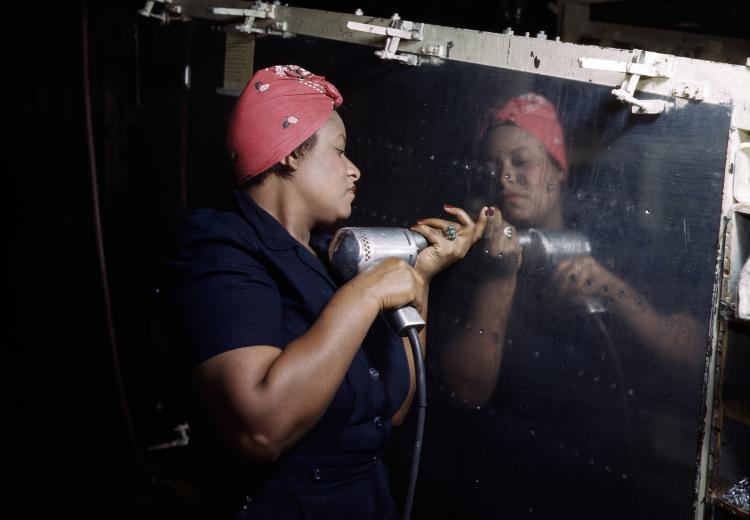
[234,189,335,257]
[235,189,300,251]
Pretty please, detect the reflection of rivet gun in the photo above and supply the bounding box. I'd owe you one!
[517,228,592,266]
[518,229,605,313]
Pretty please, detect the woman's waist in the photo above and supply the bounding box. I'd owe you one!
[255,450,385,494]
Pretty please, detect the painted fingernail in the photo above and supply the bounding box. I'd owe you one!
[443,204,455,208]
[485,207,495,216]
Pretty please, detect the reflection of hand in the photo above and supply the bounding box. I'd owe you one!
[479,206,522,276]
[552,256,620,302]
[409,205,488,282]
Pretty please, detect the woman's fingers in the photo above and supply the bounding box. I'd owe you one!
[552,256,611,300]
[360,257,424,311]
[416,205,489,245]
[553,257,577,296]
[411,222,448,245]
[477,206,523,275]
[470,206,489,243]
[483,207,518,251]
[443,205,489,244]
[414,218,462,242]
[443,205,474,228]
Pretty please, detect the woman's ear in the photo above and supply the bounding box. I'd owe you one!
[279,153,301,172]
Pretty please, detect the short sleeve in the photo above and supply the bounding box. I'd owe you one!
[167,218,283,367]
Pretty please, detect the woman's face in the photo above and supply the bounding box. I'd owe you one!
[292,111,361,227]
[482,124,566,229]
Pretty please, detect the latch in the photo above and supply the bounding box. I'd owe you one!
[208,1,288,36]
[347,13,438,66]
[138,0,190,24]
[579,49,673,114]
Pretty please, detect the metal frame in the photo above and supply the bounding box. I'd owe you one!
[139,3,749,120]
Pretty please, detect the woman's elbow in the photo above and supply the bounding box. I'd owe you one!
[232,431,286,462]
[451,380,494,409]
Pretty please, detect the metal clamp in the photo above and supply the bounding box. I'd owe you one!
[670,81,706,101]
[347,13,434,66]
[579,49,673,114]
[147,423,191,451]
[208,1,286,36]
[138,0,190,24]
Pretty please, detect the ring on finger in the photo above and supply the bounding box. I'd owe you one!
[443,224,458,241]
[503,226,513,238]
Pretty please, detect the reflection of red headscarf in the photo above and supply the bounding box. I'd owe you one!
[226,65,343,185]
[484,93,567,173]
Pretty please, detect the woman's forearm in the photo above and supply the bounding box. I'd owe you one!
[607,282,703,368]
[440,276,517,408]
[257,281,383,440]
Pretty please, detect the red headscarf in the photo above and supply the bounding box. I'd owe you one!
[483,93,567,173]
[226,65,343,185]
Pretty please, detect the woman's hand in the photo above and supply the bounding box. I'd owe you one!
[551,255,620,304]
[351,257,427,314]
[478,206,523,276]
[409,205,489,282]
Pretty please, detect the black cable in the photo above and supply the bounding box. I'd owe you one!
[82,0,146,478]
[402,326,426,520]
[591,312,640,512]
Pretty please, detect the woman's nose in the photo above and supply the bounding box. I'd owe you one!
[500,167,527,186]
[346,155,361,181]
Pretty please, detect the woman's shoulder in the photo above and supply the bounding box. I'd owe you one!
[179,208,262,251]
[167,209,271,278]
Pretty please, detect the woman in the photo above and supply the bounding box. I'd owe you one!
[167,65,488,519]
[433,93,702,518]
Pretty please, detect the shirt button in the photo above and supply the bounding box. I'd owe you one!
[312,468,322,481]
[369,367,380,380]
[373,416,384,430]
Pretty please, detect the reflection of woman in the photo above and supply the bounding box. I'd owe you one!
[435,94,701,518]
[167,65,487,519]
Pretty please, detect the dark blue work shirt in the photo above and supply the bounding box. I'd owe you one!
[168,190,410,519]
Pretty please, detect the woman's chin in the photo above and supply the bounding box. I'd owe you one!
[503,210,532,229]
[321,206,352,227]
[339,206,353,221]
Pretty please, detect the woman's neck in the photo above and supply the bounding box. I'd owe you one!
[540,207,564,230]
[248,185,316,254]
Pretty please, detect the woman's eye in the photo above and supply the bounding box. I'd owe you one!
[512,157,528,168]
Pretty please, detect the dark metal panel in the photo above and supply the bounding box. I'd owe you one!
[252,35,730,519]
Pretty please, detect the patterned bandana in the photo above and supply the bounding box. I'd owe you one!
[485,93,568,173]
[226,65,343,185]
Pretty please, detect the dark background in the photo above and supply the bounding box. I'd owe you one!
[6,1,747,518]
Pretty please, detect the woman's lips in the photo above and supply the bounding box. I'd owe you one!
[502,192,523,204]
